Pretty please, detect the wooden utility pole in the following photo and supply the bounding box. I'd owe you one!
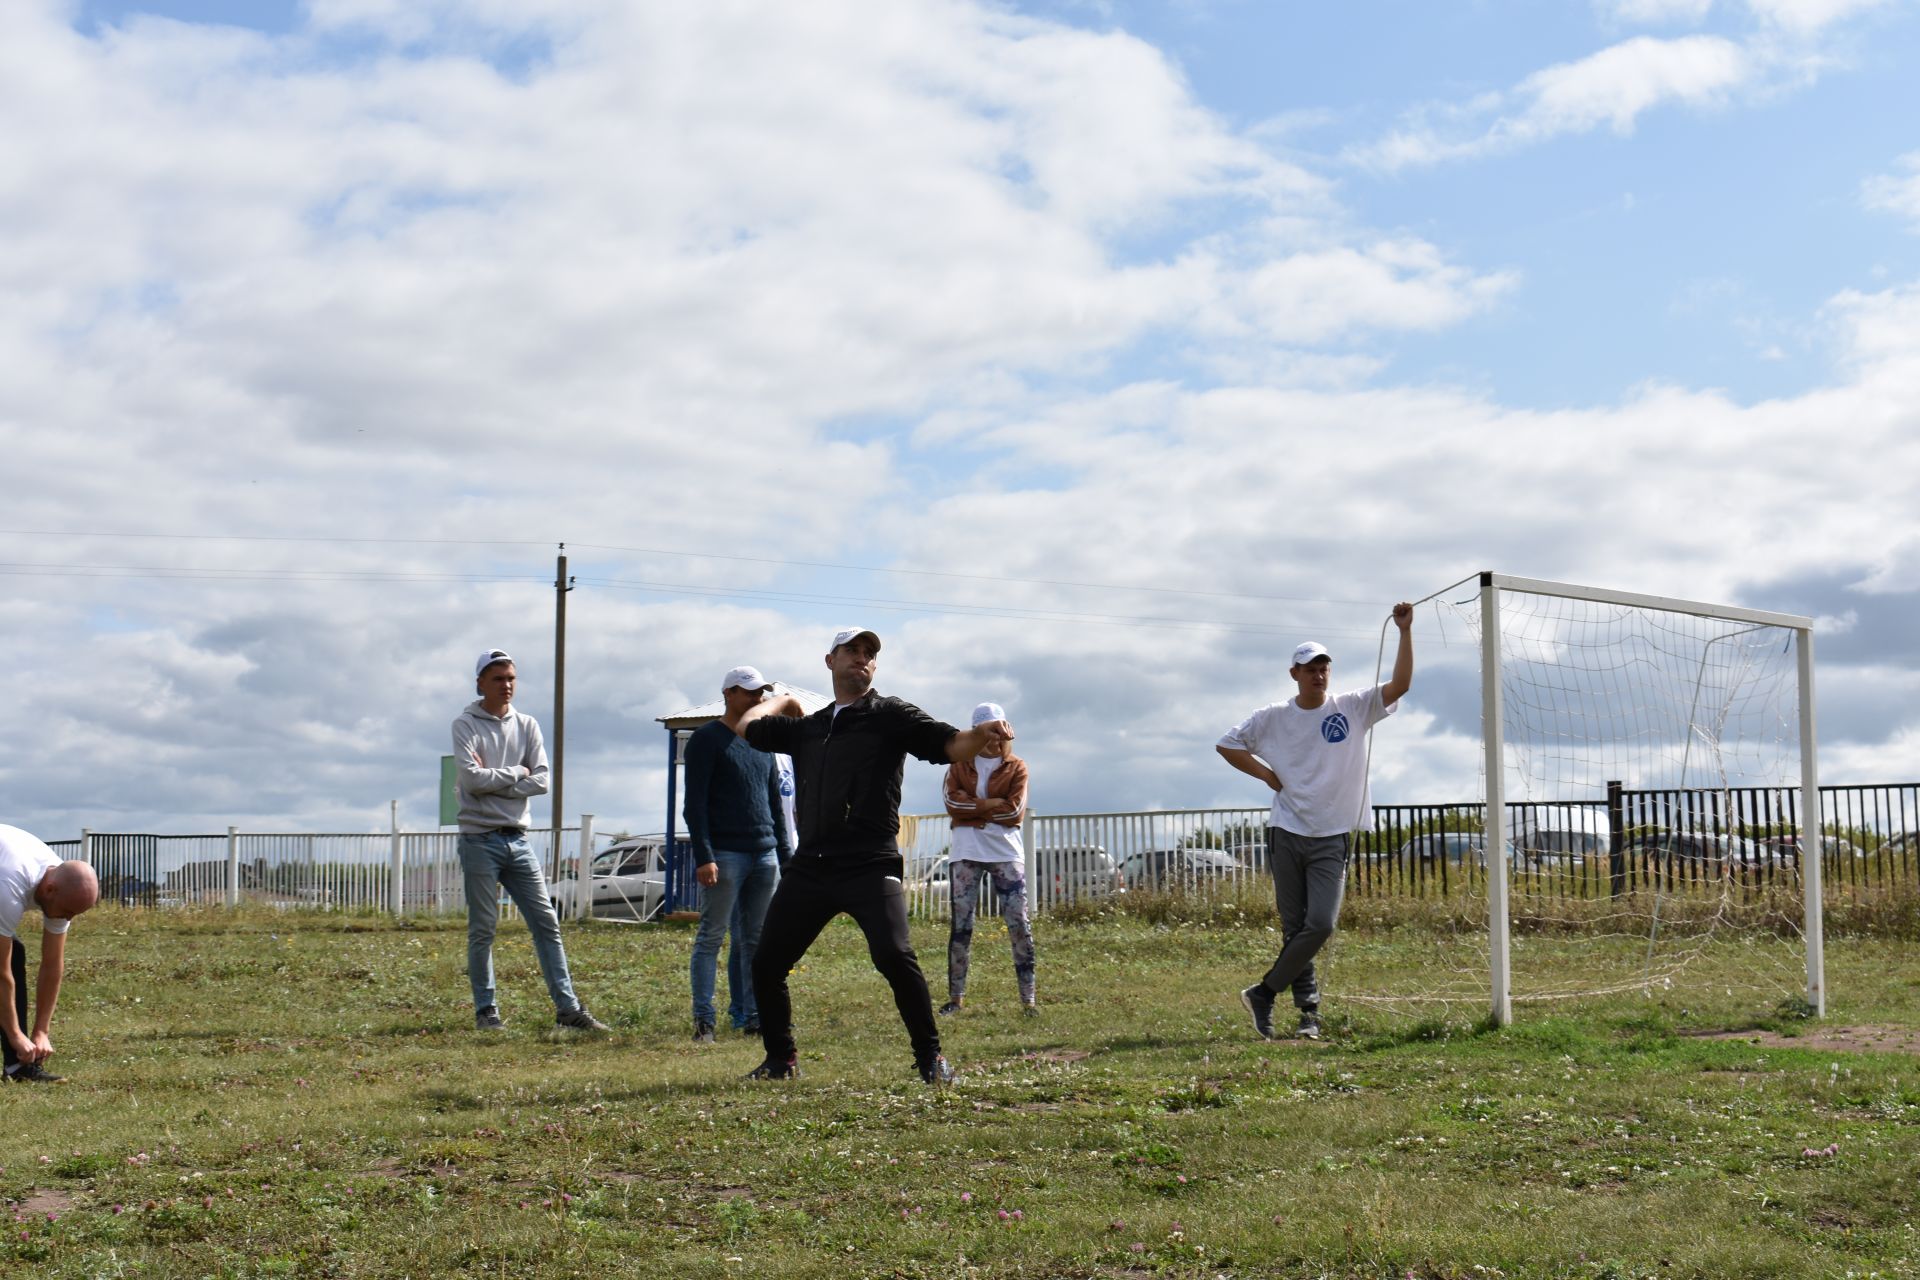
[552,544,574,879]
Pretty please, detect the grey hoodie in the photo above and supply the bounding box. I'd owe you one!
[452,700,550,833]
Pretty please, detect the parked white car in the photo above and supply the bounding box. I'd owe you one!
[549,838,667,920]
[1032,844,1125,902]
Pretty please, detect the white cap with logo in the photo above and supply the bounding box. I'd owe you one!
[828,627,882,653]
[475,649,515,679]
[971,701,1007,726]
[1290,641,1331,667]
[722,666,774,693]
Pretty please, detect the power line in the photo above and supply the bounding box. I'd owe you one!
[0,527,1383,607]
[0,558,1388,638]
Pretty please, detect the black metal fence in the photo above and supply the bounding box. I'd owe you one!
[1350,781,1920,900]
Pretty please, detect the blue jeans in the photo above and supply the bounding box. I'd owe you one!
[690,849,780,1028]
[459,830,581,1015]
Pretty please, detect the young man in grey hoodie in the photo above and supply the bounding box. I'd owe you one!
[454,650,608,1034]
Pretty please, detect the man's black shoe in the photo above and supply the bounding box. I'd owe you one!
[1296,1008,1323,1041]
[693,1021,717,1045]
[1240,984,1276,1040]
[741,1019,761,1036]
[937,1000,963,1017]
[475,1006,505,1031]
[746,1055,798,1080]
[917,1054,956,1085]
[6,1063,63,1083]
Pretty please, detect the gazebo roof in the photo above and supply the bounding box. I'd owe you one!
[655,683,833,730]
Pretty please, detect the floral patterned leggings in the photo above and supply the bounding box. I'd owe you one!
[947,859,1037,1004]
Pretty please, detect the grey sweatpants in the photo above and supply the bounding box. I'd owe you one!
[1259,826,1350,1010]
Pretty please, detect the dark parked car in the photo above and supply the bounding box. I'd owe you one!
[1117,848,1243,891]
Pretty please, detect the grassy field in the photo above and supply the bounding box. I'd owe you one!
[2,901,1917,1278]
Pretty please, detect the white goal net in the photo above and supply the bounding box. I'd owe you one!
[1351,573,1823,1026]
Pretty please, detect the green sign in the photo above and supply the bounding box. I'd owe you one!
[439,756,459,826]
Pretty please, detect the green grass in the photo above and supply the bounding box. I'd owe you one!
[3,904,1918,1278]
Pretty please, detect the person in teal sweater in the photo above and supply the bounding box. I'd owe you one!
[683,666,792,1041]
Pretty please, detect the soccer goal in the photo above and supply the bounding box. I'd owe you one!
[1369,573,1823,1027]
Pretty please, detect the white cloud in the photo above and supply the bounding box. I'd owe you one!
[1354,35,1751,169]
[1743,0,1894,33]
[1599,0,1717,26]
[1863,151,1920,228]
[1353,0,1894,173]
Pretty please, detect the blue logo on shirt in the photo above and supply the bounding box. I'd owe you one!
[1321,712,1350,743]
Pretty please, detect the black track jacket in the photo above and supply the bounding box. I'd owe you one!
[744,691,957,870]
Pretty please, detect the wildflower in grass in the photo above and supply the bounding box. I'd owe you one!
[997,1209,1009,1221]
[203,1196,214,1209]
[1011,1209,1023,1221]
[1130,1242,1146,1253]
[960,1192,972,1203]
[112,1205,124,1215]
[1108,1220,1125,1231]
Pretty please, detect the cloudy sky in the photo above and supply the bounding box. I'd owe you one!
[5,0,1919,839]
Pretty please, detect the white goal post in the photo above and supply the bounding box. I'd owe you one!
[1474,572,1824,1026]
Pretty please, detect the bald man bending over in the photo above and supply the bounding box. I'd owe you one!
[0,825,99,1084]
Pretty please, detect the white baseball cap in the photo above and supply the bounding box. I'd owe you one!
[475,649,515,679]
[828,627,882,654]
[1290,641,1331,667]
[971,701,1007,726]
[722,666,774,693]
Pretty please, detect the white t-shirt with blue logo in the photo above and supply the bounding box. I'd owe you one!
[1217,685,1397,838]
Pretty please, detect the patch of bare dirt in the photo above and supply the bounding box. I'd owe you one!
[16,1189,76,1216]
[1683,1024,1920,1055]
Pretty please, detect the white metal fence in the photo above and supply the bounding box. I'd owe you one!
[53,827,596,915]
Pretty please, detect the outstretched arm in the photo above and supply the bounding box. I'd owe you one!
[735,694,805,740]
[945,720,1014,764]
[1382,601,1415,707]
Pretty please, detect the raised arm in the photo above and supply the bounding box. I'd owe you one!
[1381,601,1414,707]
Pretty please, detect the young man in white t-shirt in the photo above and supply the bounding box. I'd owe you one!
[0,825,100,1083]
[1216,603,1413,1039]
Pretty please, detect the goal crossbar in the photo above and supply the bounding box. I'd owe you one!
[1482,572,1813,632]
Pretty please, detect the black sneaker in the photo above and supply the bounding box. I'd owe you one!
[475,1006,505,1031]
[1296,1009,1323,1040]
[746,1055,799,1080]
[937,1000,963,1017]
[917,1054,956,1085]
[693,1021,717,1044]
[555,1007,610,1033]
[741,1019,761,1036]
[1240,984,1276,1039]
[6,1063,63,1083]
[1021,1000,1038,1018]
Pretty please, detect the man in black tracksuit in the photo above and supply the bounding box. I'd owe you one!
[735,626,1014,1084]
